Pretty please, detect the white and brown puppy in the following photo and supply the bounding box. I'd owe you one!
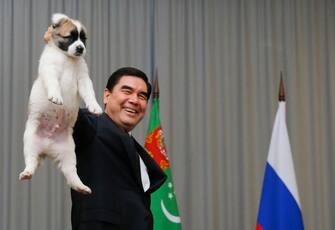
[19,13,102,194]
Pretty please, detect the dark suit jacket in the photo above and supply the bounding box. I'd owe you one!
[71,109,167,230]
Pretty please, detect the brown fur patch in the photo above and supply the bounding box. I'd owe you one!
[44,17,77,44]
[53,19,76,37]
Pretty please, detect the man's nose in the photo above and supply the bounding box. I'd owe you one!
[128,94,139,104]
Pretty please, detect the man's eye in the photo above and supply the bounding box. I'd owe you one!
[122,89,132,94]
[139,94,147,100]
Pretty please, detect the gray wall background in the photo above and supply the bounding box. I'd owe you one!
[1,0,334,229]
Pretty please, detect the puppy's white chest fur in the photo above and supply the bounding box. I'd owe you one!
[35,46,82,104]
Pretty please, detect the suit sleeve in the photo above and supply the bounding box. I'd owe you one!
[73,108,97,149]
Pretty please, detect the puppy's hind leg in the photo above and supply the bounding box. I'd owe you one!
[59,154,92,194]
[19,128,43,180]
[54,139,91,194]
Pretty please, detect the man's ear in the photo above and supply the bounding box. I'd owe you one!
[103,88,110,105]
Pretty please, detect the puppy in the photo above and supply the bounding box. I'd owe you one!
[19,13,102,194]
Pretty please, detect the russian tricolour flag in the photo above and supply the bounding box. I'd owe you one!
[256,102,304,230]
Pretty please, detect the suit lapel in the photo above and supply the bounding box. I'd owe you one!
[132,137,167,193]
[120,132,143,190]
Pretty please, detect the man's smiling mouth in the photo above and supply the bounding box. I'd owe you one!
[124,107,138,114]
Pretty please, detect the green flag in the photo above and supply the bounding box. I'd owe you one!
[145,82,182,230]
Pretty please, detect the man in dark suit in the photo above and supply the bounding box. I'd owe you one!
[71,67,167,230]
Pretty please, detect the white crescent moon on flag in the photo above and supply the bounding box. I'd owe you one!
[160,200,181,223]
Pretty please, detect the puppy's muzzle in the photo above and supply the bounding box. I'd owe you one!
[75,45,84,55]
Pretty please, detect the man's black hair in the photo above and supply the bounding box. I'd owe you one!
[106,67,152,100]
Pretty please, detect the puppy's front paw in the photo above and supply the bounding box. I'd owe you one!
[48,94,63,105]
[87,102,103,115]
[19,170,33,180]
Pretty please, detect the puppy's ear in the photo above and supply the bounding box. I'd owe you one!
[51,13,69,28]
[43,25,53,44]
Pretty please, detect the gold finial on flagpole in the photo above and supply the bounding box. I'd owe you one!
[153,69,159,99]
[279,71,286,102]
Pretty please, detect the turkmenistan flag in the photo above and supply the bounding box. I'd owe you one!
[145,78,182,230]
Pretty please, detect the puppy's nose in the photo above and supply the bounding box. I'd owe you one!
[76,46,84,54]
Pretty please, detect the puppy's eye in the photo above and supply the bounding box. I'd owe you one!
[80,30,87,40]
[56,33,71,39]
[80,34,87,41]
[61,35,72,39]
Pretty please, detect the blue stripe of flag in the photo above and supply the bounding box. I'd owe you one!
[257,163,304,230]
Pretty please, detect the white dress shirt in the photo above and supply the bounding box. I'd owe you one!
[129,132,150,192]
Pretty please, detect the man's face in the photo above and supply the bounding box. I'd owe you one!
[104,76,148,132]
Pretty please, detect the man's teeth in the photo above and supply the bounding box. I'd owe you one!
[125,108,136,113]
